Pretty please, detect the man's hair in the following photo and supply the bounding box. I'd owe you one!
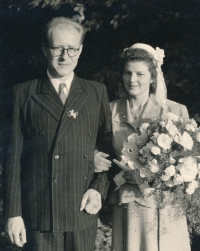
[120,48,157,94]
[43,17,86,45]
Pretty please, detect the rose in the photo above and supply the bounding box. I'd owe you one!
[140,141,154,156]
[139,168,152,178]
[178,158,184,163]
[165,180,175,187]
[186,180,199,195]
[161,174,170,181]
[159,121,166,127]
[173,174,184,185]
[148,159,159,173]
[191,119,197,128]
[185,124,195,132]
[179,157,198,182]
[169,156,176,164]
[165,165,176,177]
[151,146,161,155]
[196,131,200,143]
[167,112,179,122]
[198,163,200,176]
[157,133,172,150]
[140,123,150,132]
[174,131,193,151]
[166,124,179,138]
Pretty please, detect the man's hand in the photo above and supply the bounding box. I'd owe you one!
[94,150,111,172]
[5,216,26,247]
[80,189,102,214]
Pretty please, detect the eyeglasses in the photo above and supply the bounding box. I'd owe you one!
[49,46,80,57]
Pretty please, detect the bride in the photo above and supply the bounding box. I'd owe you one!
[94,43,191,251]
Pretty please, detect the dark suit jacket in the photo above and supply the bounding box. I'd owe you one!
[5,75,111,232]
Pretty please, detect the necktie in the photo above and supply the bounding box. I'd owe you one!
[59,83,67,104]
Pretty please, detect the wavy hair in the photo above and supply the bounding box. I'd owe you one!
[120,48,157,94]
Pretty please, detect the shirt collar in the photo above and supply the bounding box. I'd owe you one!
[47,70,74,93]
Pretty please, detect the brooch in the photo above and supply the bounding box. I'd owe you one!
[67,110,78,119]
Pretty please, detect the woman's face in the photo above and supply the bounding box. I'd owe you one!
[123,60,152,98]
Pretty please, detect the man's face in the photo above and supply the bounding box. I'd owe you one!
[42,26,83,79]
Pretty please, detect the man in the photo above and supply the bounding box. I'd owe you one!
[5,17,111,251]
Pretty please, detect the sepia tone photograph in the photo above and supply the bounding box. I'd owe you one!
[0,0,200,250]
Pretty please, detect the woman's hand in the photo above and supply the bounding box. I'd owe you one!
[94,150,112,172]
[124,169,143,185]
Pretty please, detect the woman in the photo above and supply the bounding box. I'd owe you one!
[94,43,191,251]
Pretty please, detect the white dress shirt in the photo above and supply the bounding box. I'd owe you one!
[47,70,74,97]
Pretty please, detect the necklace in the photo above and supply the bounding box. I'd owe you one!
[130,107,142,120]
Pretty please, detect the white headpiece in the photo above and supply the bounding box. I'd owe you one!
[129,43,167,109]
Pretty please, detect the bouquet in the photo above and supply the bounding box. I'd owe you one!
[114,112,200,235]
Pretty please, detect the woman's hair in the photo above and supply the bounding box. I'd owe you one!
[120,48,157,94]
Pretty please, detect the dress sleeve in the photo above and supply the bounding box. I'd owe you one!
[180,105,189,119]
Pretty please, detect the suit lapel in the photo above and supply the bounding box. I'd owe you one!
[57,75,89,140]
[32,78,64,122]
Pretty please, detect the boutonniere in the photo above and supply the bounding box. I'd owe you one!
[67,110,78,119]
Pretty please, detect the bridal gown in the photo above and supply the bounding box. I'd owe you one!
[110,95,191,251]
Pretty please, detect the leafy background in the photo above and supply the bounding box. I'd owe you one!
[0,0,200,250]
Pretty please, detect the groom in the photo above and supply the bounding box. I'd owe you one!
[5,16,111,251]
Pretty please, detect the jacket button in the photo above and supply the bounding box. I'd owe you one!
[83,176,87,180]
[38,130,44,135]
[53,177,58,182]
[89,131,93,136]
[84,154,87,158]
[54,155,59,159]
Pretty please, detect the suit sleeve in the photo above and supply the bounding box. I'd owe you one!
[90,84,112,200]
[4,85,24,219]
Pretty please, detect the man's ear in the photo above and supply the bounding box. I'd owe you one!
[77,44,83,58]
[42,43,48,57]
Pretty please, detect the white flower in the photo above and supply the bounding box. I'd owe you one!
[169,156,176,164]
[186,180,199,195]
[165,165,176,177]
[157,133,172,150]
[196,131,200,143]
[148,159,159,173]
[173,174,184,185]
[178,158,184,163]
[174,131,193,151]
[165,180,175,187]
[165,180,176,187]
[167,112,179,122]
[139,168,152,178]
[151,146,161,155]
[160,121,166,127]
[67,110,78,119]
[140,123,150,132]
[143,188,155,197]
[185,124,195,132]
[161,174,170,181]
[154,47,165,67]
[197,163,200,176]
[179,157,198,182]
[191,119,197,128]
[166,124,179,138]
